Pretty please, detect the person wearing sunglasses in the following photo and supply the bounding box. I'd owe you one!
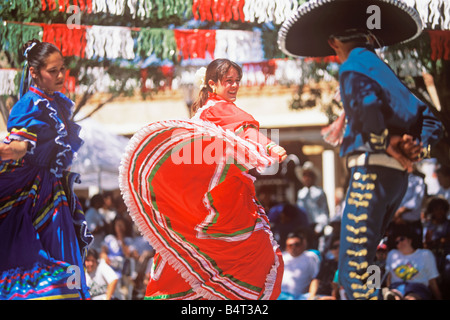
[384,231,442,300]
[279,232,320,300]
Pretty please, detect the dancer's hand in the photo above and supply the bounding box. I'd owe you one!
[0,141,28,161]
[386,135,413,173]
[399,134,422,161]
[270,145,287,162]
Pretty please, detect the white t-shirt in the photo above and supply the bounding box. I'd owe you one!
[386,249,440,286]
[281,250,320,296]
[85,259,120,300]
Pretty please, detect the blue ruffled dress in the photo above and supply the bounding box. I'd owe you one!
[0,86,93,300]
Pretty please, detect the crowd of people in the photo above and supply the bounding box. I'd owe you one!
[79,161,450,300]
[80,191,155,300]
[266,162,450,300]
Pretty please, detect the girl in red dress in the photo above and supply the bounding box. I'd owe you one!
[120,59,286,300]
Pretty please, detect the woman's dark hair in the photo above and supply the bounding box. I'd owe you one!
[20,39,63,97]
[22,39,62,72]
[191,58,242,113]
[393,228,420,250]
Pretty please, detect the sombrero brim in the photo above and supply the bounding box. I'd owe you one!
[278,0,423,58]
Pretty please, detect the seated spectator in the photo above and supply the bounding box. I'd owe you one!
[435,165,450,212]
[332,269,347,300]
[269,203,308,251]
[100,191,118,234]
[307,237,340,300]
[131,249,155,300]
[279,232,320,300]
[423,196,450,299]
[85,194,107,251]
[388,167,427,248]
[85,249,120,300]
[101,217,135,298]
[374,240,389,288]
[423,197,450,262]
[296,161,330,251]
[384,230,442,300]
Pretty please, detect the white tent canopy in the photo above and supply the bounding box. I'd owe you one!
[71,117,129,191]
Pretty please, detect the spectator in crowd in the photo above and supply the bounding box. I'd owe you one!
[112,194,135,241]
[279,232,320,300]
[423,196,450,299]
[423,197,450,259]
[374,241,389,288]
[331,269,347,300]
[100,191,118,234]
[101,216,135,298]
[131,249,155,300]
[269,203,309,251]
[85,249,120,300]
[435,165,450,215]
[385,230,442,300]
[387,166,427,249]
[85,194,107,251]
[307,237,340,300]
[296,161,330,251]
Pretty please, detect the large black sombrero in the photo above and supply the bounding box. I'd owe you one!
[278,0,423,57]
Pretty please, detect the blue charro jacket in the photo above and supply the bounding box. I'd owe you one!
[338,47,442,157]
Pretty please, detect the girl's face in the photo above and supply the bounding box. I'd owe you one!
[210,67,240,102]
[85,255,98,274]
[30,52,66,94]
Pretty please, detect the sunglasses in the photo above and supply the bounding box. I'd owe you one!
[287,242,302,248]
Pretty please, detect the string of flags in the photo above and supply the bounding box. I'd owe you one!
[1,21,271,64]
[1,0,450,96]
[7,0,450,29]
[4,21,449,68]
[18,0,308,24]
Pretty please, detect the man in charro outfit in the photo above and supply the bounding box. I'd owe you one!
[278,0,442,299]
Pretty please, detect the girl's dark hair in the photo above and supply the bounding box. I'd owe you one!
[20,39,62,97]
[191,59,242,113]
[22,39,62,72]
[87,249,99,261]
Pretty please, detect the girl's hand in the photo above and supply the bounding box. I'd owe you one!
[269,145,287,163]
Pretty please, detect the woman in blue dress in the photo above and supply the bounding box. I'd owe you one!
[0,39,92,299]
